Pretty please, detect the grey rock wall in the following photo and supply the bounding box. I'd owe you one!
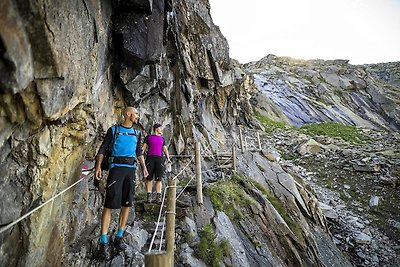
[0,0,115,266]
[246,55,400,131]
[0,0,250,265]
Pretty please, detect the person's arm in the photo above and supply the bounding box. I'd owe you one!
[136,132,148,177]
[138,155,148,177]
[163,146,171,162]
[142,135,148,154]
[162,137,171,162]
[95,127,113,180]
[142,143,148,153]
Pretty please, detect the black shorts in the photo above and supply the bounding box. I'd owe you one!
[146,155,164,181]
[104,167,136,209]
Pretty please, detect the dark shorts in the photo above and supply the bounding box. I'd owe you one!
[146,155,164,181]
[104,167,136,209]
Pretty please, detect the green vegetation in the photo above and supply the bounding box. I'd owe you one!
[252,239,261,247]
[279,150,296,161]
[299,122,368,143]
[339,191,350,202]
[206,177,252,221]
[195,224,230,267]
[256,113,288,133]
[280,150,301,164]
[257,163,266,172]
[316,97,332,106]
[177,178,191,187]
[248,179,270,196]
[230,173,245,183]
[326,180,333,189]
[135,192,147,201]
[142,211,158,222]
[185,232,194,244]
[207,174,303,240]
[248,178,303,240]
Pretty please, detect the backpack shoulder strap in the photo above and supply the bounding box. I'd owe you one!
[110,124,119,153]
[133,128,140,136]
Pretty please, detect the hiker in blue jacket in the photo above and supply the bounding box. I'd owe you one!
[94,107,148,260]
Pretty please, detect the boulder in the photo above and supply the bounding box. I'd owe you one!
[354,232,372,244]
[369,196,380,207]
[262,149,281,162]
[352,163,381,172]
[298,139,322,155]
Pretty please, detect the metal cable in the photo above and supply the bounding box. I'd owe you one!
[0,169,94,235]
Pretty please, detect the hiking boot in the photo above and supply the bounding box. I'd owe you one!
[156,193,162,204]
[98,243,111,261]
[147,192,153,203]
[114,236,127,252]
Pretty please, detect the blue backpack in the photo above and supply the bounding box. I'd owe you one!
[101,125,140,170]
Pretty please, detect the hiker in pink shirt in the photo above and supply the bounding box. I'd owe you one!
[142,123,171,203]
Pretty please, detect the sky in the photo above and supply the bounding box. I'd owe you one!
[208,0,400,65]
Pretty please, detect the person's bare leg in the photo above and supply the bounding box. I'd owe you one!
[118,206,130,230]
[146,180,153,193]
[101,208,112,235]
[155,180,162,193]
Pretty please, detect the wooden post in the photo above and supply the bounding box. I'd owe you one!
[165,178,177,262]
[145,251,172,267]
[257,132,262,150]
[195,142,203,204]
[145,179,176,267]
[239,127,244,153]
[232,146,237,172]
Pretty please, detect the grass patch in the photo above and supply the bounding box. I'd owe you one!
[299,122,368,143]
[255,113,288,133]
[195,224,230,267]
[316,97,332,106]
[280,150,297,161]
[248,178,303,239]
[252,239,261,247]
[135,192,147,201]
[185,232,194,244]
[230,173,245,183]
[326,180,333,189]
[206,177,252,221]
[339,191,349,202]
[142,211,158,222]
[209,175,304,240]
[177,178,191,187]
[257,163,266,172]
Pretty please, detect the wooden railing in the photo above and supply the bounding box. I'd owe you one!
[144,126,267,266]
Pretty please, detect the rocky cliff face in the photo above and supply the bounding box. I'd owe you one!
[0,0,395,266]
[245,55,400,131]
[0,0,256,265]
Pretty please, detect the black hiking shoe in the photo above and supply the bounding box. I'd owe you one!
[98,243,111,261]
[156,193,162,204]
[147,192,153,203]
[114,236,127,252]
